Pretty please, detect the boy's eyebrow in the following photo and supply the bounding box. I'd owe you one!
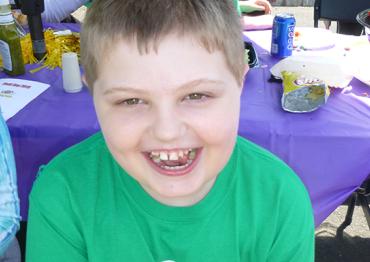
[103,86,147,95]
[178,79,225,90]
[103,79,225,95]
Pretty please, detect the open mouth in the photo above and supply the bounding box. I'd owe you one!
[144,148,201,176]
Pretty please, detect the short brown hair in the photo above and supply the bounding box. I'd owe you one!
[81,0,246,90]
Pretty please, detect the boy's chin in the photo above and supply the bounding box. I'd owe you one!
[143,177,216,207]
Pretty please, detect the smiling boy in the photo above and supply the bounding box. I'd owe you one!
[26,0,314,261]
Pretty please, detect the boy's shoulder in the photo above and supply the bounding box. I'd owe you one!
[29,132,115,215]
[236,136,290,169]
[235,136,306,191]
[234,137,314,261]
[31,132,110,195]
[46,131,107,169]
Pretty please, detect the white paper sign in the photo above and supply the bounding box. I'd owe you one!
[0,78,50,121]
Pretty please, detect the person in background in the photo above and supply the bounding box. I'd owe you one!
[325,20,364,35]
[234,0,276,30]
[26,0,314,261]
[239,0,274,14]
[11,0,91,23]
[0,112,21,262]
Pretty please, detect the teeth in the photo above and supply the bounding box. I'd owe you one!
[169,152,178,161]
[149,148,197,162]
[159,151,168,161]
[178,150,184,158]
[151,152,160,157]
[162,161,191,170]
[189,150,196,160]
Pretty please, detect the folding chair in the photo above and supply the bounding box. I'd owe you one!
[313,0,369,35]
[336,177,370,238]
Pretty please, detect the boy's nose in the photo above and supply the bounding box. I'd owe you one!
[151,107,186,142]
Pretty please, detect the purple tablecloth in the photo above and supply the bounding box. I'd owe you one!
[242,30,370,226]
[5,23,99,220]
[3,24,370,225]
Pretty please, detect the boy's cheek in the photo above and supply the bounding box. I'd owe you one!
[186,112,239,141]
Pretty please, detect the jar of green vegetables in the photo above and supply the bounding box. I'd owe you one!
[0,0,25,76]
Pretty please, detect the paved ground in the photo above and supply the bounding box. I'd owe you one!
[316,203,370,262]
[273,6,337,31]
[274,6,370,262]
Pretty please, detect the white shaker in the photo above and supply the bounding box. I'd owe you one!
[62,52,83,93]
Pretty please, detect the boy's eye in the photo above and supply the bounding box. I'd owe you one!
[185,93,208,100]
[119,98,144,105]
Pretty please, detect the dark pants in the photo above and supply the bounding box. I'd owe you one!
[337,22,364,36]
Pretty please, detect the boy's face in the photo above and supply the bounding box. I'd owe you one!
[93,34,243,206]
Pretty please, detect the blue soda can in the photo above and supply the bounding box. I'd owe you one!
[270,13,296,58]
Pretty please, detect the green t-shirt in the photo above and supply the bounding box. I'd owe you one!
[84,1,92,8]
[26,133,314,261]
[233,0,241,15]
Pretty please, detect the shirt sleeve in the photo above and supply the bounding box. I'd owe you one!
[240,4,265,13]
[266,170,315,262]
[42,0,88,22]
[233,0,242,16]
[26,167,87,262]
[0,114,20,256]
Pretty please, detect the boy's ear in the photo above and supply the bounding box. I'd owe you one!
[244,64,249,76]
[82,74,88,87]
[240,65,249,89]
